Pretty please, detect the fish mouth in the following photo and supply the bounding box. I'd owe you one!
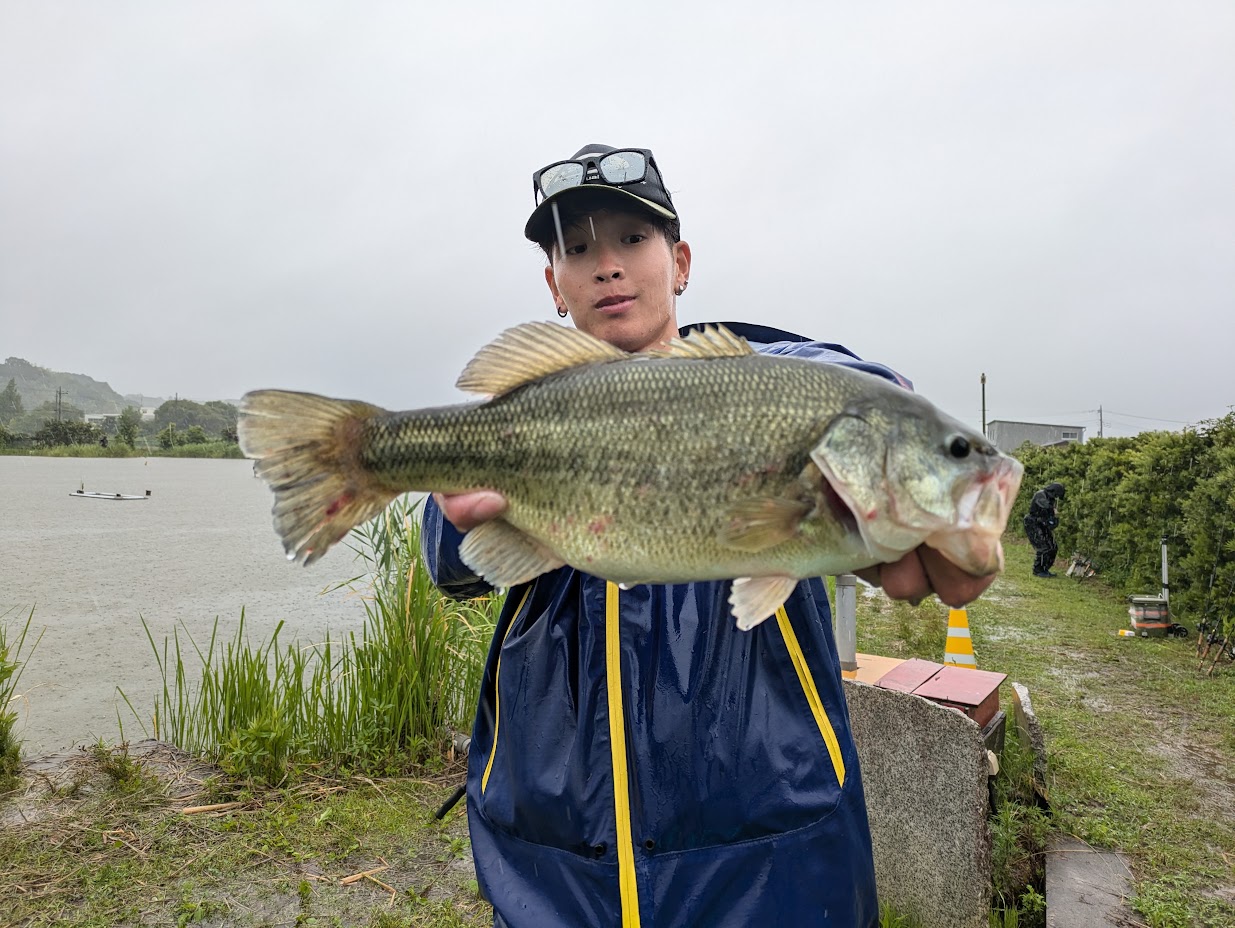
[925,456,1024,575]
[821,478,859,535]
[594,294,636,312]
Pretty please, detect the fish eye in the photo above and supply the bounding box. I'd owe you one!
[948,435,971,459]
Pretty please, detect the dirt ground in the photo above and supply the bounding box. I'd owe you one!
[1,739,487,928]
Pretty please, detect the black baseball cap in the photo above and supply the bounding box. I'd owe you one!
[524,143,678,243]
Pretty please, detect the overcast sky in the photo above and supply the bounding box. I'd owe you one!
[2,2,1231,441]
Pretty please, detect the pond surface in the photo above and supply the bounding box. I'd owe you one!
[1,456,372,753]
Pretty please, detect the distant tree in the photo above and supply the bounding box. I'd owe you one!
[0,379,23,425]
[30,399,83,421]
[116,407,141,447]
[0,423,11,448]
[154,399,233,435]
[220,425,238,443]
[204,401,239,430]
[9,400,84,435]
[184,425,208,445]
[157,422,179,449]
[34,419,100,447]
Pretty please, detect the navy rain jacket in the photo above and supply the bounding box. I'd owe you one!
[422,323,909,928]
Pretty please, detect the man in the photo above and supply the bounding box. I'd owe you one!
[1025,482,1065,577]
[423,143,995,927]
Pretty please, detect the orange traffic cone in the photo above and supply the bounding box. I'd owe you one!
[944,608,977,668]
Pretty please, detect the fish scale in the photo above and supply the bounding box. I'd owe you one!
[239,322,1022,628]
[355,355,849,579]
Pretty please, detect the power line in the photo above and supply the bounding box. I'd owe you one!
[1102,410,1192,424]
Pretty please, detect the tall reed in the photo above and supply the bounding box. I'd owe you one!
[1,607,43,791]
[129,497,499,783]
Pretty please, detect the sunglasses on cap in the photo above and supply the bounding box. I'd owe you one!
[532,148,659,204]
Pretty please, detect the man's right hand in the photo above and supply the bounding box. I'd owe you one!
[433,491,508,532]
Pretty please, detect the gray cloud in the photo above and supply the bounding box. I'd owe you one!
[2,1,1231,438]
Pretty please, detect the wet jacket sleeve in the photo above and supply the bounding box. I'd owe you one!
[421,494,496,601]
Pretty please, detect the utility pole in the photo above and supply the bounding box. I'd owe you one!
[1098,405,1103,439]
[980,373,987,437]
[55,387,64,421]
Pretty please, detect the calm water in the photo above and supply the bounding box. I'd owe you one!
[0,456,373,754]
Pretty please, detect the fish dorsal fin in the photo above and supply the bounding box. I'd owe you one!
[643,324,755,360]
[456,322,630,396]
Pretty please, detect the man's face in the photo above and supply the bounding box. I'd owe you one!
[545,208,691,353]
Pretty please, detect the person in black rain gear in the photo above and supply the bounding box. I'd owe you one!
[1025,482,1065,577]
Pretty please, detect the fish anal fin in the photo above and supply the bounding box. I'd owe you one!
[456,322,629,396]
[460,519,567,588]
[730,575,799,631]
[643,324,755,360]
[718,496,811,551]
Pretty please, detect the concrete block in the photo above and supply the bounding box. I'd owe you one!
[1011,682,1048,790]
[844,680,992,928]
[1045,835,1134,927]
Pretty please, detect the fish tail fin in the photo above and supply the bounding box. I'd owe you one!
[239,389,397,565]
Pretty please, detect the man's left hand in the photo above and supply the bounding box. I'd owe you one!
[855,546,995,608]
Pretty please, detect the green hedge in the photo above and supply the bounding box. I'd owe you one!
[1008,413,1235,634]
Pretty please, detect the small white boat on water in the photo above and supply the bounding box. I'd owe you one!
[70,485,152,501]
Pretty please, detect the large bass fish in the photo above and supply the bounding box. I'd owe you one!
[239,322,1022,629]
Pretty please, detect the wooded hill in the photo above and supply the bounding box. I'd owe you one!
[0,356,158,415]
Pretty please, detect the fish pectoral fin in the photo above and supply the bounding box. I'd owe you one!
[456,322,629,396]
[459,520,566,588]
[642,324,755,360]
[730,575,799,631]
[718,497,811,551]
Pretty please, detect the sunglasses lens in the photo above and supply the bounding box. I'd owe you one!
[539,162,586,200]
[598,151,646,183]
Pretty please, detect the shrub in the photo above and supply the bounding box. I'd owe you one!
[0,608,43,793]
[130,497,498,783]
[1012,413,1235,633]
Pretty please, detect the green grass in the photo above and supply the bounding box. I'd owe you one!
[121,496,499,785]
[0,441,244,458]
[0,606,43,794]
[856,541,1235,928]
[0,744,486,927]
[8,532,1232,925]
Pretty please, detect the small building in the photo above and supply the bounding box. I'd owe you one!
[84,413,120,428]
[986,420,1085,450]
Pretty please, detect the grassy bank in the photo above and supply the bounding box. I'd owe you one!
[123,498,499,784]
[857,541,1235,927]
[3,494,498,927]
[0,608,42,793]
[3,539,1231,926]
[0,441,244,459]
[0,741,486,928]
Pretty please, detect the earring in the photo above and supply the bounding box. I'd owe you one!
[556,305,569,318]
[674,280,689,296]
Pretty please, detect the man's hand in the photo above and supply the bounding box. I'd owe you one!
[855,546,995,609]
[433,490,508,532]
